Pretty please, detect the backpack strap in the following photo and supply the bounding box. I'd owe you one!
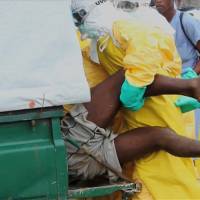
[180,12,200,53]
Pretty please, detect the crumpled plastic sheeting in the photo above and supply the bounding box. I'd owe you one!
[0,0,90,112]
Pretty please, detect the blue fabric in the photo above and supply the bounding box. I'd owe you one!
[195,109,200,139]
[170,10,200,72]
[120,80,146,111]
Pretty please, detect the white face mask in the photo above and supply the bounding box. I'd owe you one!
[79,24,100,39]
[79,19,109,40]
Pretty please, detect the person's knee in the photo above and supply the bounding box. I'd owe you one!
[135,126,173,149]
[153,127,177,148]
[146,126,169,135]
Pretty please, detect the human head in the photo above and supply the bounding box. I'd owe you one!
[71,0,109,39]
[71,0,126,40]
[155,0,174,15]
[71,0,105,27]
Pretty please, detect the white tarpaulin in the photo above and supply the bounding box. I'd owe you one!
[0,0,90,112]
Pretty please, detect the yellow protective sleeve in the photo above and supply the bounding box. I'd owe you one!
[112,20,181,87]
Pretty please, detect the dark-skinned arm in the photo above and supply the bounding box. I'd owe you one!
[146,74,199,100]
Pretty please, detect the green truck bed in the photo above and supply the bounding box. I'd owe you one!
[0,107,140,200]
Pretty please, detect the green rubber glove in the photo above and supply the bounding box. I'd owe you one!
[175,96,200,113]
[175,68,199,113]
[120,80,146,111]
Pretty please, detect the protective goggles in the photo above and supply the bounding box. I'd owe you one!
[117,1,149,10]
[72,9,88,27]
[72,0,108,27]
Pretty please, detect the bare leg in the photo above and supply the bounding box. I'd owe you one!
[115,127,200,165]
[84,69,125,128]
[146,74,200,101]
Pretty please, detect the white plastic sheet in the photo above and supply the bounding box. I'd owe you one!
[0,0,90,112]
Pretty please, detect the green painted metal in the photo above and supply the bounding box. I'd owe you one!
[0,107,67,200]
[51,118,68,200]
[0,108,64,123]
[68,182,140,199]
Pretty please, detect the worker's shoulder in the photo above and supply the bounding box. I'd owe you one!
[112,20,167,50]
[112,20,147,43]
[113,20,146,33]
[181,10,200,28]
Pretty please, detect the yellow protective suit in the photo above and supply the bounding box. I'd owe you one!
[65,30,198,200]
[95,20,200,199]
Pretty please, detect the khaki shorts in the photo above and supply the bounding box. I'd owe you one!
[61,104,122,181]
